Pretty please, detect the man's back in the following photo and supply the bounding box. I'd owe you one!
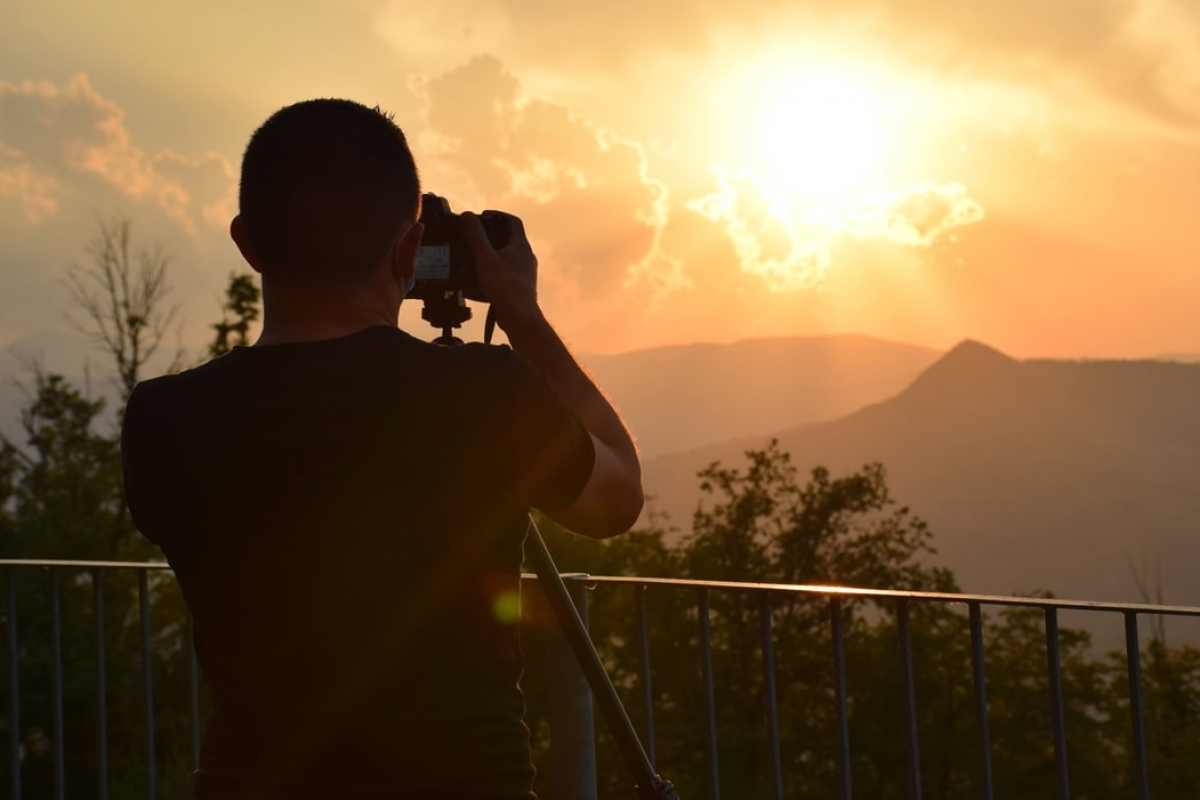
[122,326,594,798]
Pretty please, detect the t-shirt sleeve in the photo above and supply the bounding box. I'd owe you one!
[499,352,595,511]
[120,381,164,544]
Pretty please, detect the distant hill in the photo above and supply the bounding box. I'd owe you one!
[643,340,1200,606]
[583,335,941,458]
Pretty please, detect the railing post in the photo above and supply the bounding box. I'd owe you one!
[1045,608,1070,800]
[635,583,657,769]
[1124,613,1150,800]
[830,596,852,800]
[968,603,994,800]
[93,569,109,800]
[699,587,721,800]
[6,568,21,800]
[543,574,597,800]
[897,599,922,800]
[759,593,783,800]
[138,571,156,800]
[50,568,64,800]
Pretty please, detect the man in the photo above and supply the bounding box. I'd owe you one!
[121,99,643,799]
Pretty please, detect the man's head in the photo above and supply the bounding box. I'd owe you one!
[234,99,421,287]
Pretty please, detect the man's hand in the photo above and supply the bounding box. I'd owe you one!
[461,211,541,333]
[459,210,643,538]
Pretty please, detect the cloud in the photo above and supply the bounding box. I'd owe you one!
[0,74,235,232]
[374,0,1200,141]
[0,143,57,224]
[846,184,986,248]
[687,166,985,291]
[408,55,686,302]
[687,166,832,292]
[853,0,1200,135]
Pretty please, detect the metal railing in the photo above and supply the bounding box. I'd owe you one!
[3,560,1199,799]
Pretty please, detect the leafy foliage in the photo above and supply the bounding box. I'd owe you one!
[527,441,1200,799]
[208,273,261,358]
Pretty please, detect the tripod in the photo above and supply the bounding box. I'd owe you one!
[422,302,678,799]
[525,515,679,800]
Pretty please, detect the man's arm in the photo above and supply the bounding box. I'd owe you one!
[462,212,643,538]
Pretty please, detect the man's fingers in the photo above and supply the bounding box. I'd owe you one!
[460,212,492,256]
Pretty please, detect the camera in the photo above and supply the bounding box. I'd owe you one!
[410,193,508,303]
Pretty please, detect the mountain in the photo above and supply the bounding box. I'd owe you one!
[583,335,941,458]
[1,331,939,453]
[642,340,1200,606]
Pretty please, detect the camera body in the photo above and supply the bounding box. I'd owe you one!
[410,193,507,302]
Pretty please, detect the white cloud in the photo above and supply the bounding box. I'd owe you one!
[687,166,832,292]
[846,184,987,248]
[687,166,986,291]
[409,56,686,300]
[0,143,57,224]
[0,74,235,232]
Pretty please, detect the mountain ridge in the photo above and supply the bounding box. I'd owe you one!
[642,343,1200,606]
[582,334,942,458]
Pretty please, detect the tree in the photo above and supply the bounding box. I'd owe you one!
[0,369,136,560]
[65,217,181,405]
[525,442,962,798]
[524,441,1200,799]
[208,273,261,357]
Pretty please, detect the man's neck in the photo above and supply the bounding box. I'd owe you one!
[255,280,400,346]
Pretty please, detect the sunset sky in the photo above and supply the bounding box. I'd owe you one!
[2,0,1199,362]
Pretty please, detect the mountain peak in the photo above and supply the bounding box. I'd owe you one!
[941,339,1017,365]
[902,339,1020,399]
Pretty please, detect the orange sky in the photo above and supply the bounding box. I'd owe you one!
[2,0,1199,362]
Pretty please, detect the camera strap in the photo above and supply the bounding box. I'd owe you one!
[484,306,498,346]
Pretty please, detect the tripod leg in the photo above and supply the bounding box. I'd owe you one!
[525,517,679,800]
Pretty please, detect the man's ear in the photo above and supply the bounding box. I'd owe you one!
[230,216,263,275]
[392,221,424,286]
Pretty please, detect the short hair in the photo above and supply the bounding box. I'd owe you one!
[238,99,421,285]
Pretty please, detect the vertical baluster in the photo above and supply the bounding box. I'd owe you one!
[543,576,597,800]
[93,570,108,800]
[50,568,65,800]
[1045,608,1070,800]
[759,593,783,800]
[830,596,852,800]
[635,584,657,769]
[138,571,156,800]
[897,600,922,800]
[189,615,201,770]
[1125,613,1150,800]
[968,603,994,800]
[7,569,21,800]
[698,588,720,800]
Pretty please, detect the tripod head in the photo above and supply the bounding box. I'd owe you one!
[420,290,472,346]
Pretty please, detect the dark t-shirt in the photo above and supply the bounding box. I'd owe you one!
[121,326,594,799]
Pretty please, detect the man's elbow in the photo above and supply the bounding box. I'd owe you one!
[549,477,643,539]
[597,481,644,539]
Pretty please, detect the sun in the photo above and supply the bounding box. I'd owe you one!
[709,57,891,207]
[755,70,886,204]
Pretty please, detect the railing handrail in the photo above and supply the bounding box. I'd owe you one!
[7,558,1200,617]
[552,573,1200,617]
[5,557,1195,800]
[0,559,171,570]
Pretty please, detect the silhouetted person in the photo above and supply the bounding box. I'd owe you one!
[121,99,643,800]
